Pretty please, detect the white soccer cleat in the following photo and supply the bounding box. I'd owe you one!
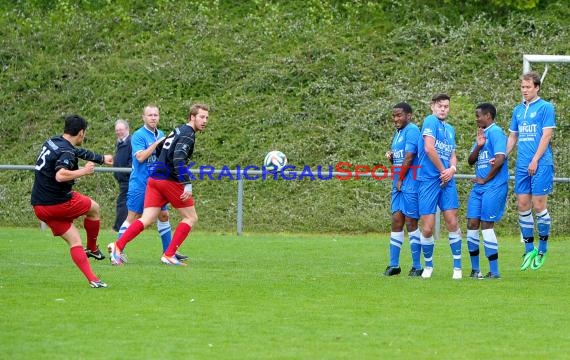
[421,267,433,279]
[161,254,187,266]
[107,242,124,266]
[452,268,462,280]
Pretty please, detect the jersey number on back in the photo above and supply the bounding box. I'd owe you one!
[35,146,51,170]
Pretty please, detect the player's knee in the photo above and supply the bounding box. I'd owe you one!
[467,219,479,230]
[532,201,547,213]
[404,218,418,232]
[422,228,433,238]
[445,223,458,233]
[158,211,169,222]
[186,213,198,226]
[88,200,101,217]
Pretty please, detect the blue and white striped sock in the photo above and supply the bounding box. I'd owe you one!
[519,210,535,253]
[482,228,499,276]
[420,234,435,268]
[409,229,422,270]
[157,220,172,252]
[449,229,462,269]
[467,229,480,272]
[118,220,130,240]
[389,231,404,267]
[536,209,550,254]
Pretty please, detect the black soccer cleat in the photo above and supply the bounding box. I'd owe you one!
[484,272,501,279]
[85,247,106,260]
[469,270,484,279]
[383,266,402,276]
[408,267,424,277]
[89,280,108,288]
[175,252,189,261]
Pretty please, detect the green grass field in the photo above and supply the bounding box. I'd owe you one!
[1,227,568,359]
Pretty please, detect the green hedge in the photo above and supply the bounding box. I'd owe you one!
[1,1,569,234]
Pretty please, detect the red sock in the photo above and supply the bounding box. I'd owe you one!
[116,220,145,251]
[70,245,98,282]
[164,223,191,257]
[83,218,100,252]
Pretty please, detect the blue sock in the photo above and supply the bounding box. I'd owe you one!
[118,220,130,240]
[536,209,550,254]
[420,234,434,268]
[449,230,462,269]
[518,210,535,253]
[389,231,404,267]
[467,229,480,272]
[482,228,499,276]
[157,220,172,252]
[409,229,422,270]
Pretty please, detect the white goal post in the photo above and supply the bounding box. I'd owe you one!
[523,54,570,82]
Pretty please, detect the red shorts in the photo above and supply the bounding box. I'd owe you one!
[145,178,195,209]
[33,191,92,236]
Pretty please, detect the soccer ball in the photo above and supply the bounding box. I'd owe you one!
[264,150,288,171]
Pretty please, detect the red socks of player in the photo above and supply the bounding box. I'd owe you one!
[83,218,100,252]
[164,223,192,257]
[70,245,98,282]
[116,219,145,251]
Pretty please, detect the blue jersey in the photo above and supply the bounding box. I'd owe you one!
[391,122,420,192]
[470,123,509,189]
[417,115,456,180]
[509,97,555,169]
[128,125,165,191]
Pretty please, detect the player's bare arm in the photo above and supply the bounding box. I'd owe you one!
[468,128,486,166]
[396,151,416,191]
[506,131,518,156]
[55,161,96,182]
[134,137,165,163]
[528,128,554,176]
[424,136,445,173]
[440,152,457,183]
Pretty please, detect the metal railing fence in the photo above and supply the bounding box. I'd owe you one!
[1,164,569,238]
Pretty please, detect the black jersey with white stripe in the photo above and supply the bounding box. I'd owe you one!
[155,124,196,184]
[31,136,104,205]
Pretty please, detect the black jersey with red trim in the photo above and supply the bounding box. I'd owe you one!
[154,124,196,184]
[31,136,104,206]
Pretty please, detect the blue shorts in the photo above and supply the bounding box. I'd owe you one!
[418,178,459,216]
[391,190,419,219]
[466,183,508,222]
[126,187,167,214]
[514,165,554,195]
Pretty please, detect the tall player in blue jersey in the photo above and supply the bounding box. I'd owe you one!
[507,71,556,271]
[116,105,187,261]
[383,102,423,277]
[417,93,462,279]
[466,103,508,279]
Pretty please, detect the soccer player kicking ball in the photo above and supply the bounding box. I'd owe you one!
[383,102,423,277]
[466,103,508,279]
[507,71,556,271]
[108,104,209,266]
[31,115,113,288]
